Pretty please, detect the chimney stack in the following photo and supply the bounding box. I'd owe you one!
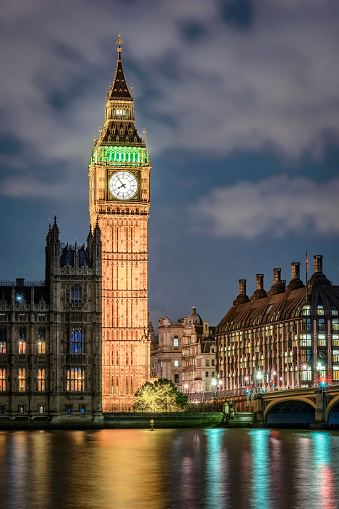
[239,279,247,295]
[314,255,323,274]
[256,274,264,290]
[291,262,300,280]
[273,268,281,285]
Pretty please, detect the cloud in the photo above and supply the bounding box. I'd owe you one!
[0,0,338,199]
[189,175,339,239]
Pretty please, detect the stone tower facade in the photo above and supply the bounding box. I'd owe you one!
[89,34,151,412]
[0,218,102,422]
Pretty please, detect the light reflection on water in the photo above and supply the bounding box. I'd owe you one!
[0,429,338,509]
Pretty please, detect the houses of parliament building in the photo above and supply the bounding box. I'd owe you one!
[0,35,151,421]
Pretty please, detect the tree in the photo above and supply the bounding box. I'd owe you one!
[134,378,189,412]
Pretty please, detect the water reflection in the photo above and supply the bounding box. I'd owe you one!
[250,429,272,509]
[312,433,338,509]
[205,429,225,509]
[0,429,338,509]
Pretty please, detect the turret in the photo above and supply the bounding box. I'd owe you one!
[45,216,60,283]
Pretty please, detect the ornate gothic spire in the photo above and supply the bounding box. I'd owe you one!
[109,32,132,100]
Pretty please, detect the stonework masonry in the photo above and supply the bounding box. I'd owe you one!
[0,219,102,423]
[88,36,151,411]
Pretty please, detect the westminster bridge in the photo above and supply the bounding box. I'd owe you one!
[190,385,339,426]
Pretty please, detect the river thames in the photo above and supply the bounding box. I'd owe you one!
[0,429,338,509]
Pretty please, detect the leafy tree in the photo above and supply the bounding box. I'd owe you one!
[134,378,189,412]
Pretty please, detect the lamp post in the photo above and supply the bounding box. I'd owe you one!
[256,371,263,392]
[271,371,276,391]
[212,378,217,398]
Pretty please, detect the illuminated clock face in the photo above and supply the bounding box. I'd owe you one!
[109,171,138,200]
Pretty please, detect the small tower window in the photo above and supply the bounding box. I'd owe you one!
[18,368,26,391]
[19,327,26,354]
[0,369,6,391]
[0,327,6,353]
[71,328,84,353]
[173,336,179,347]
[71,285,81,305]
[38,368,46,391]
[38,327,45,353]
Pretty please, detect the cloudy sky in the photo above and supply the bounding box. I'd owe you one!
[0,0,338,329]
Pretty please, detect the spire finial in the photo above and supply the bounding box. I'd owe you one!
[117,32,123,53]
[143,127,146,142]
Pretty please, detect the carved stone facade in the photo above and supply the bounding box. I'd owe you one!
[89,36,150,411]
[0,219,102,422]
[151,307,216,395]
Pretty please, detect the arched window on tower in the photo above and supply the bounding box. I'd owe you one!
[71,285,81,305]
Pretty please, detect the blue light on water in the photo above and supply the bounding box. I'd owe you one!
[205,429,225,509]
[250,429,272,509]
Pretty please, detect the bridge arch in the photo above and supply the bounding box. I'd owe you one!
[264,397,316,425]
[325,395,339,425]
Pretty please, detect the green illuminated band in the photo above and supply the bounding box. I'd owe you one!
[90,146,149,167]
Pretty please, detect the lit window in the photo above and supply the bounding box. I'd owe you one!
[173,336,179,347]
[0,369,6,391]
[18,405,25,414]
[66,368,85,391]
[19,327,26,354]
[0,327,6,353]
[331,307,338,316]
[80,405,86,415]
[301,370,312,381]
[18,368,26,391]
[317,305,324,316]
[38,368,45,391]
[332,319,339,332]
[38,405,44,414]
[71,328,84,353]
[302,305,311,316]
[38,327,45,353]
[174,360,179,367]
[71,285,81,305]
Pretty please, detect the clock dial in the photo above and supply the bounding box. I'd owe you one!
[109,171,138,200]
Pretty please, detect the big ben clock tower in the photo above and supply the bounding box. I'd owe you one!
[89,34,150,412]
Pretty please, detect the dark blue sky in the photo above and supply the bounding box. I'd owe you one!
[0,0,338,329]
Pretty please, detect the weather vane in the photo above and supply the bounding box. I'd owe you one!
[117,32,123,53]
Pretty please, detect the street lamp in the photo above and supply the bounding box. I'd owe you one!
[212,378,217,398]
[256,371,263,392]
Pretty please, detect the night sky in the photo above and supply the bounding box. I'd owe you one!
[0,0,338,330]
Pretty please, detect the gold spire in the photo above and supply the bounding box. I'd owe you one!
[117,32,123,53]
[143,127,147,143]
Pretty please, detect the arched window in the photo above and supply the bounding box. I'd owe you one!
[71,285,81,305]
